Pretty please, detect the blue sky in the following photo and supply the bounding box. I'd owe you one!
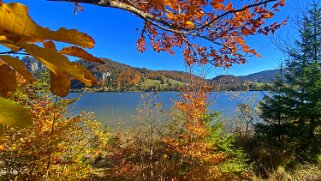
[1,0,313,78]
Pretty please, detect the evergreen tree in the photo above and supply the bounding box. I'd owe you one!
[257,3,321,163]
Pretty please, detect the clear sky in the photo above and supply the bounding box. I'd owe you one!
[0,0,314,78]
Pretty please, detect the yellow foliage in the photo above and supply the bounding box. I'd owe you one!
[1,87,109,180]
[0,1,103,156]
[0,55,33,82]
[0,3,94,48]
[17,42,95,87]
[0,2,101,98]
[0,97,32,130]
[60,46,104,63]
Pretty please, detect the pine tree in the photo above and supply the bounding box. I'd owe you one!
[257,3,321,162]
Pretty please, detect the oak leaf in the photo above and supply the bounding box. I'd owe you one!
[0,97,32,128]
[43,41,71,97]
[17,42,95,86]
[60,46,103,63]
[0,55,33,82]
[50,71,71,97]
[0,62,16,97]
[0,2,94,48]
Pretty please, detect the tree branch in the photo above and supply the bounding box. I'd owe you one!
[0,51,29,55]
[46,0,284,66]
[196,0,279,30]
[47,0,279,32]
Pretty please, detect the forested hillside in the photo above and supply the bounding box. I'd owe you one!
[23,56,282,91]
[209,69,282,91]
[22,57,205,92]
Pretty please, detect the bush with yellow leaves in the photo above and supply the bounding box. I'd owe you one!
[0,75,109,181]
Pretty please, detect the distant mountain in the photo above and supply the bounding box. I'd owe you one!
[76,58,202,84]
[210,69,281,84]
[238,69,281,83]
[209,69,282,91]
[22,56,44,73]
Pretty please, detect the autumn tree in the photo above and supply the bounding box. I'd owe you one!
[0,73,109,180]
[115,68,141,90]
[162,87,251,180]
[49,0,286,67]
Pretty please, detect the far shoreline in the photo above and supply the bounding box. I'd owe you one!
[69,90,268,93]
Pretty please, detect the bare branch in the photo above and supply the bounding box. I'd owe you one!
[0,51,29,55]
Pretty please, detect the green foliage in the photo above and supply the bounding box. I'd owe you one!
[0,97,32,129]
[257,2,321,166]
[209,122,252,176]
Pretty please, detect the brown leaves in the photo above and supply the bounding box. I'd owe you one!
[0,55,33,82]
[0,62,16,97]
[42,40,71,97]
[50,71,71,97]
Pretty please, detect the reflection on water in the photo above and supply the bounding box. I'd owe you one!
[67,91,266,129]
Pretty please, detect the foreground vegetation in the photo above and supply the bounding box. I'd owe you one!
[3,74,321,180]
[3,0,321,180]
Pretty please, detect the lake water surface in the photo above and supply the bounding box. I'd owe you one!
[67,91,267,128]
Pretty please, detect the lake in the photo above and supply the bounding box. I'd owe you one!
[67,91,267,129]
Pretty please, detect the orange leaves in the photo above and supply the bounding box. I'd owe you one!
[272,0,285,8]
[175,91,209,136]
[150,0,179,11]
[51,0,286,68]
[137,35,147,53]
[224,2,233,11]
[235,36,248,52]
[132,0,285,67]
[211,0,225,10]
[161,89,235,180]
[164,0,178,10]
[195,10,205,20]
[234,36,261,58]
[166,12,176,20]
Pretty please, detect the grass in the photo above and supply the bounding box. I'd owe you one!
[144,79,161,85]
[143,78,184,86]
